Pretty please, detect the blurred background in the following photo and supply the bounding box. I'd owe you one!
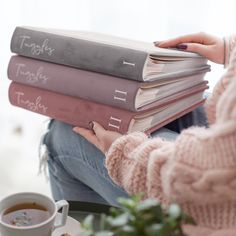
[0,0,235,199]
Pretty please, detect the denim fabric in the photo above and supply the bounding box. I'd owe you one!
[43,107,208,206]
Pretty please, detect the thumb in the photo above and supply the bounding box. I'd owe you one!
[92,121,106,138]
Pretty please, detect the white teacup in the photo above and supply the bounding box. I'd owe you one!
[0,192,69,236]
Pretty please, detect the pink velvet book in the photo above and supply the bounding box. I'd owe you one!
[8,82,207,134]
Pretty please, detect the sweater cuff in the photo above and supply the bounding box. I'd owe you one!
[224,35,236,68]
[105,132,147,186]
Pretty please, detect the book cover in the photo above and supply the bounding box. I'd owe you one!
[8,82,207,134]
[8,55,209,111]
[11,26,210,82]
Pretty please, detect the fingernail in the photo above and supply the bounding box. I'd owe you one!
[153,41,160,46]
[176,44,187,50]
[73,127,79,132]
[89,121,94,129]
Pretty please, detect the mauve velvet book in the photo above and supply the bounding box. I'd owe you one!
[10,26,210,82]
[8,82,207,134]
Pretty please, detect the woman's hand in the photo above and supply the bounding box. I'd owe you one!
[73,122,122,154]
[155,32,225,64]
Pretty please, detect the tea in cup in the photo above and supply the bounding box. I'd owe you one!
[0,192,69,236]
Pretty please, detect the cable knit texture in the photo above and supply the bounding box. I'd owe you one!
[106,35,236,236]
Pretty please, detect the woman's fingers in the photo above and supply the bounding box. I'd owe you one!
[154,32,224,64]
[156,32,210,48]
[92,121,106,139]
[73,126,101,150]
[178,42,209,56]
[157,40,211,58]
[73,122,122,154]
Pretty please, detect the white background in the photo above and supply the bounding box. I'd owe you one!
[0,0,235,198]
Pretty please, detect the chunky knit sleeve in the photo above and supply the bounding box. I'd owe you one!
[105,45,236,234]
[205,35,236,124]
[106,119,236,205]
[105,131,174,202]
[183,224,236,236]
[106,48,236,201]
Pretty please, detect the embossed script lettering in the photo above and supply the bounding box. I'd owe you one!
[19,35,55,56]
[16,91,48,113]
[16,63,49,84]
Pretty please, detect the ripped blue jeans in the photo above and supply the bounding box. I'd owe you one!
[42,107,207,207]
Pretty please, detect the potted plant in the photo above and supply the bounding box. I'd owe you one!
[80,194,195,236]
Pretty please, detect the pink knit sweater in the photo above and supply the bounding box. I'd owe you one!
[105,35,236,236]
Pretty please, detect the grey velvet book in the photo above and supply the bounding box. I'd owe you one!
[11,26,209,82]
[8,55,209,112]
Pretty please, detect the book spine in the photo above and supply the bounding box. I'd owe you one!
[8,82,133,134]
[8,56,139,111]
[10,27,148,81]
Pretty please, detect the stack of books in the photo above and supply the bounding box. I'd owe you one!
[8,26,210,134]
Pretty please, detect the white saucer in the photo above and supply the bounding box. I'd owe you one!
[53,213,81,236]
[0,213,81,236]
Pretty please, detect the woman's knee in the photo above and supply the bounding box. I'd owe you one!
[42,120,105,168]
[43,120,84,157]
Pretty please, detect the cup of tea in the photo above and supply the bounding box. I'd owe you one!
[0,192,69,236]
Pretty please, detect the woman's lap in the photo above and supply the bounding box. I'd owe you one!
[43,120,129,206]
[43,106,208,206]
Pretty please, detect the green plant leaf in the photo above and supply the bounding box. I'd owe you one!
[166,217,178,230]
[121,225,136,233]
[117,198,137,211]
[95,231,113,236]
[168,204,181,219]
[137,198,160,212]
[79,231,92,236]
[100,214,107,230]
[145,223,171,236]
[110,207,121,217]
[106,213,130,227]
[82,215,94,230]
[80,194,194,236]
